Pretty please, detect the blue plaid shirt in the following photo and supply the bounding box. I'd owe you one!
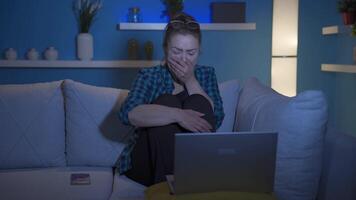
[117,64,224,174]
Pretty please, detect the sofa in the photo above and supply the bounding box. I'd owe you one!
[0,77,355,200]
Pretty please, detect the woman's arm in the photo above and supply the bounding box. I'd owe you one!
[129,104,212,132]
[128,104,180,127]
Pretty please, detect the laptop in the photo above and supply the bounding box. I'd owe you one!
[166,131,278,195]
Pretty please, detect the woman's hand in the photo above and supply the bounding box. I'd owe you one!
[175,109,213,132]
[167,57,195,84]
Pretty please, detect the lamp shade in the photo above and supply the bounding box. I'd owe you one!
[271,57,297,97]
[272,0,299,56]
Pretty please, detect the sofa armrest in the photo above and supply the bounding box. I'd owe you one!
[317,128,356,200]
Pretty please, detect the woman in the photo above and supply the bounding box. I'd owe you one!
[118,12,224,187]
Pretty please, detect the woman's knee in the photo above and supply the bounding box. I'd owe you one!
[152,94,182,108]
[183,94,212,111]
[183,94,216,131]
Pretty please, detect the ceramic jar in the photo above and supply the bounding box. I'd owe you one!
[144,41,154,60]
[27,48,39,60]
[5,48,17,60]
[44,46,58,60]
[128,38,139,60]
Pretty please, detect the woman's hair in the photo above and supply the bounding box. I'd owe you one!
[163,12,201,56]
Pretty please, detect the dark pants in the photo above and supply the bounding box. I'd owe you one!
[124,92,216,186]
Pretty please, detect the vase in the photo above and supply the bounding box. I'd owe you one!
[342,12,355,25]
[44,46,58,60]
[77,33,93,60]
[127,7,142,23]
[5,48,17,60]
[27,48,39,60]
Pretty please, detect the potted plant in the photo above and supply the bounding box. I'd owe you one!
[73,0,102,60]
[338,0,356,25]
[161,0,184,20]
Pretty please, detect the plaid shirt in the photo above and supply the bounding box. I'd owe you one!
[117,64,224,174]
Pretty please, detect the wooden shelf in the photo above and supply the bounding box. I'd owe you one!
[0,60,161,68]
[322,25,351,35]
[117,22,256,31]
[321,64,356,73]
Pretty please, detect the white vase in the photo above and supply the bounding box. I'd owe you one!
[27,48,39,60]
[44,46,58,60]
[77,33,93,60]
[5,48,17,60]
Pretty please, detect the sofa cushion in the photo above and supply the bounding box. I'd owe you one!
[217,79,240,132]
[0,81,66,169]
[234,77,328,200]
[109,172,146,200]
[63,80,132,167]
[317,128,356,200]
[0,167,113,200]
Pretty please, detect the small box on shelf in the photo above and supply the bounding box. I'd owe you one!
[210,2,246,23]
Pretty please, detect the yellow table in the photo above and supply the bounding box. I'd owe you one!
[145,182,277,200]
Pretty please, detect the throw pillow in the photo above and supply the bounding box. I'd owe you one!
[63,80,132,167]
[234,77,328,200]
[0,81,66,168]
[217,79,240,132]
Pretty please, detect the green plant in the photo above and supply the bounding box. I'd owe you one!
[352,24,356,36]
[161,0,184,18]
[338,0,348,12]
[338,0,356,12]
[73,0,102,33]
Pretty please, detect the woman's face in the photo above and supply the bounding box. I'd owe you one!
[166,33,200,66]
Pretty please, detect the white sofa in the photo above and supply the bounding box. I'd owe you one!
[0,78,355,200]
[0,78,234,200]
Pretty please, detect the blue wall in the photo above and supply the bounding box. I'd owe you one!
[0,0,272,89]
[298,0,356,135]
[1,0,355,134]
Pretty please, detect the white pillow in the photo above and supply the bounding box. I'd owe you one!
[235,77,328,200]
[63,79,132,167]
[217,79,240,132]
[0,81,66,168]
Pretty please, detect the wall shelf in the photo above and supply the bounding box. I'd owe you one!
[117,22,256,31]
[322,25,351,35]
[0,60,161,68]
[321,64,356,73]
